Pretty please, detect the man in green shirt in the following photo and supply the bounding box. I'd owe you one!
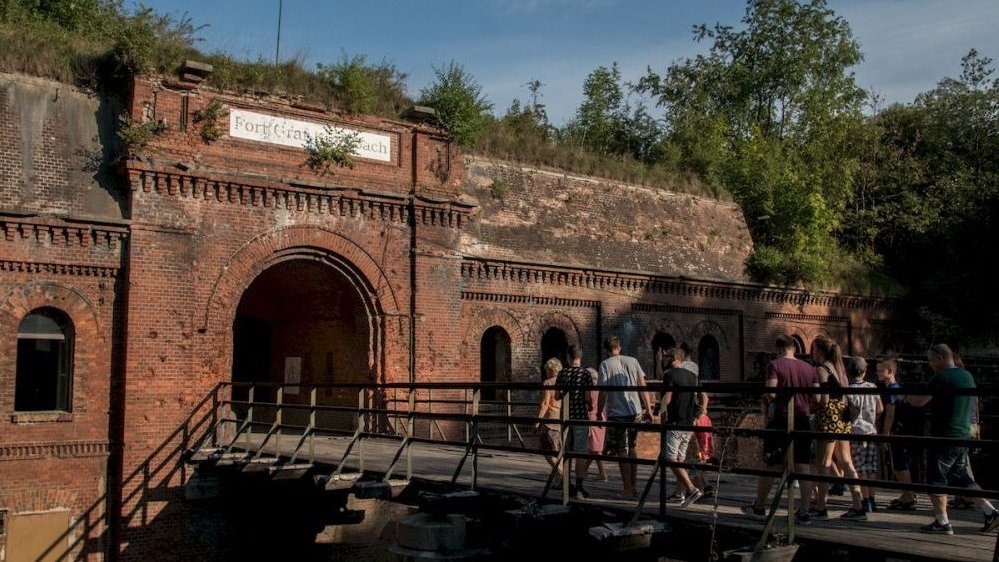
[906,344,999,535]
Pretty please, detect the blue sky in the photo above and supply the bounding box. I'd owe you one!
[140,0,999,125]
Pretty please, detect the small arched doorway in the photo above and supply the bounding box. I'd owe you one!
[650,331,677,378]
[480,326,512,401]
[232,258,374,429]
[540,327,568,378]
[698,335,720,380]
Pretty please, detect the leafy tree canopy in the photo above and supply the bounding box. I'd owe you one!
[639,0,866,285]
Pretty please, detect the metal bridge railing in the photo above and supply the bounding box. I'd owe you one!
[194,379,999,557]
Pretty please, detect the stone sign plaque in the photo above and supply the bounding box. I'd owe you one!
[229,108,392,162]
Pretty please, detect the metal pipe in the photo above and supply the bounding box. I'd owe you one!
[274,0,283,65]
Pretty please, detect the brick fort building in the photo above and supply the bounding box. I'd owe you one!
[0,71,896,560]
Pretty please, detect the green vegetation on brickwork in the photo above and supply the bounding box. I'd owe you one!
[304,125,362,175]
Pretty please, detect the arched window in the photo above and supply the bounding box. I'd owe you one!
[650,331,676,377]
[698,335,720,380]
[15,308,74,412]
[791,335,806,359]
[480,326,512,401]
[540,328,568,377]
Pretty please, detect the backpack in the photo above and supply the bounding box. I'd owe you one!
[842,396,861,424]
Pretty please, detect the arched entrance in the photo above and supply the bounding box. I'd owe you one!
[231,258,374,429]
[650,331,676,379]
[480,326,511,401]
[698,335,720,380]
[540,327,568,378]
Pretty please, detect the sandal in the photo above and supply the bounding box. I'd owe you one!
[887,498,917,511]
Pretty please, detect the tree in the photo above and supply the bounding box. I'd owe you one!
[638,0,867,285]
[563,62,664,163]
[418,62,493,148]
[852,49,999,344]
[566,63,625,155]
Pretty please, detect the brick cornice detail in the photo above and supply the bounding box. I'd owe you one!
[461,291,600,309]
[0,260,119,278]
[765,312,850,323]
[129,166,475,228]
[461,257,892,311]
[632,303,741,317]
[0,440,110,461]
[0,215,127,250]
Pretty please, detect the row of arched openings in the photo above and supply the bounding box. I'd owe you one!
[651,331,721,380]
[479,326,723,394]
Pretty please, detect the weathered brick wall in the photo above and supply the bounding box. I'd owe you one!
[133,77,463,201]
[114,77,474,558]
[0,73,127,220]
[0,74,124,561]
[462,158,753,281]
[458,259,894,387]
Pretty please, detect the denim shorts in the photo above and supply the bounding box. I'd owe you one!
[926,445,974,489]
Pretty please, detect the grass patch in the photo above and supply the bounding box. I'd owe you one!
[475,119,724,199]
[0,21,107,85]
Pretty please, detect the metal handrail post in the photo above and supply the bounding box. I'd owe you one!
[471,387,480,490]
[427,388,434,440]
[358,388,366,473]
[274,386,284,457]
[561,402,569,506]
[464,388,470,442]
[244,386,255,452]
[787,394,796,543]
[507,389,513,443]
[224,384,234,445]
[210,385,219,447]
[309,387,317,462]
[660,393,668,519]
[407,386,416,480]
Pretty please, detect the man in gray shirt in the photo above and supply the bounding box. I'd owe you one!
[598,336,654,499]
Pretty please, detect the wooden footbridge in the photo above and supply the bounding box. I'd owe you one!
[185,381,999,561]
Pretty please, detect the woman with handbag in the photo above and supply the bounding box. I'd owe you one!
[802,336,867,522]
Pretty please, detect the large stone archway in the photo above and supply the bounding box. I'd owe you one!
[201,226,406,389]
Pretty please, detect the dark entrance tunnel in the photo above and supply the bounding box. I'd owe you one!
[540,327,568,377]
[231,259,372,429]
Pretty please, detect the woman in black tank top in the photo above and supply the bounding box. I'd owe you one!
[804,336,866,521]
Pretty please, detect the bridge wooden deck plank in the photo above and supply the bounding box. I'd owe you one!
[244,433,996,561]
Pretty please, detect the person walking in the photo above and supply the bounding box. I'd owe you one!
[555,345,594,498]
[847,356,883,513]
[878,357,921,511]
[905,344,999,535]
[597,336,654,500]
[806,336,867,522]
[742,335,817,520]
[660,347,708,507]
[586,367,608,482]
[535,357,564,488]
